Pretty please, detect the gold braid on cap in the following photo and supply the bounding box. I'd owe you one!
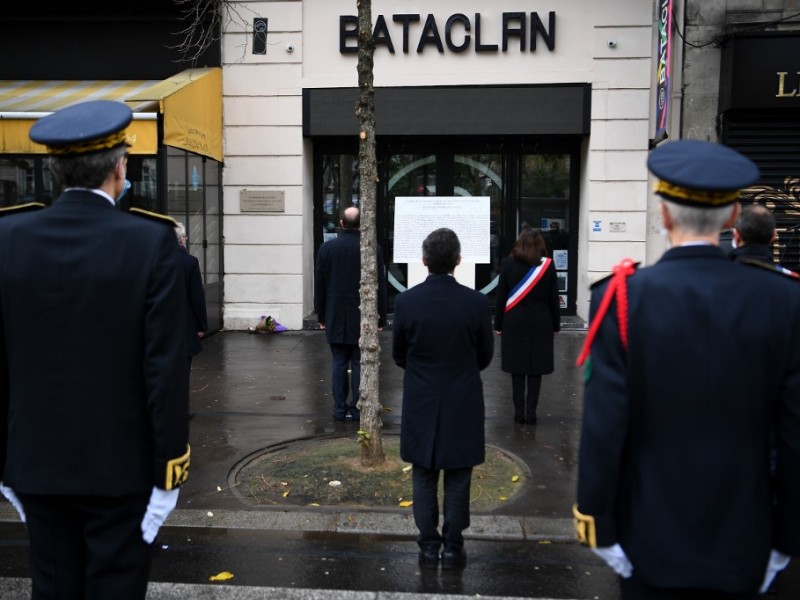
[47,129,128,155]
[653,180,740,206]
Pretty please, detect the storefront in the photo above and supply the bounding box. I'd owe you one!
[0,68,225,331]
[221,1,657,329]
[306,85,588,311]
[719,33,800,270]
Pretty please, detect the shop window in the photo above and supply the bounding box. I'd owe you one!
[321,154,359,241]
[0,157,55,206]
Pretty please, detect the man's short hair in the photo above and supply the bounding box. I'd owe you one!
[342,207,360,229]
[735,205,776,246]
[175,221,187,240]
[423,228,461,274]
[663,200,734,237]
[49,146,125,189]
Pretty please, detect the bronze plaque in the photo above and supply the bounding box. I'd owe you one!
[240,190,285,213]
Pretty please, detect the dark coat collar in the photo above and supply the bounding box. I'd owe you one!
[659,244,728,262]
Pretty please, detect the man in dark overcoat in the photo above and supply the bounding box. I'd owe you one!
[314,206,387,421]
[393,228,494,570]
[0,100,189,599]
[574,140,800,598]
[175,221,208,417]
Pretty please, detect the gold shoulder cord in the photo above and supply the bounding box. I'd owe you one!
[165,445,191,491]
[129,207,179,227]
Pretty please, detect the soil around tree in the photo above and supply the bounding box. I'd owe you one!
[234,434,529,511]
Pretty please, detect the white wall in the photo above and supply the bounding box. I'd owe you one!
[221,0,658,327]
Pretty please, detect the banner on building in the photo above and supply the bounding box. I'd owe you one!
[653,0,673,146]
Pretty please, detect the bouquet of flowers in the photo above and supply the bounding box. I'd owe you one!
[248,315,287,334]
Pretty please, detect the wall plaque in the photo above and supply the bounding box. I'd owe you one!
[240,190,285,213]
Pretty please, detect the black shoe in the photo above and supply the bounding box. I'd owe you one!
[418,549,440,569]
[441,547,466,570]
[332,415,346,422]
[525,417,538,425]
[514,416,525,424]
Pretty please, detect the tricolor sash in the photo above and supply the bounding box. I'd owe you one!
[505,257,553,313]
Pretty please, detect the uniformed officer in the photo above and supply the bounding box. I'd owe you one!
[574,139,800,599]
[0,100,189,600]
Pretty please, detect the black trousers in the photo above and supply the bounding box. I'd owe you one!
[511,373,542,420]
[412,465,472,553]
[620,577,758,600]
[18,492,153,600]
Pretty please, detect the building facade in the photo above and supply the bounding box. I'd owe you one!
[4,1,798,330]
[222,0,660,329]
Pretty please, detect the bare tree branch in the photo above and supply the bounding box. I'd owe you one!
[169,0,254,64]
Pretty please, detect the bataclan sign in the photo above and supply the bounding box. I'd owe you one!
[339,12,556,54]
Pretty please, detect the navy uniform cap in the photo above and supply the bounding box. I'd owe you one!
[647,139,759,207]
[29,100,132,156]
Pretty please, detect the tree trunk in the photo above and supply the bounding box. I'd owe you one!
[355,0,385,467]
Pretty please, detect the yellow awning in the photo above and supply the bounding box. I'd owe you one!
[0,80,158,155]
[127,68,223,162]
[0,68,222,162]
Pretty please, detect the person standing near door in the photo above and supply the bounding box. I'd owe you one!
[393,228,494,570]
[175,221,208,419]
[494,227,561,424]
[0,100,189,599]
[314,206,387,421]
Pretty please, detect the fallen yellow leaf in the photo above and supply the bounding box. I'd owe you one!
[398,500,413,507]
[209,571,235,582]
[401,465,412,473]
[499,496,508,501]
[511,475,520,483]
[282,491,290,498]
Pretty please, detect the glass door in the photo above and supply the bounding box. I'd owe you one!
[384,152,503,308]
[518,152,575,312]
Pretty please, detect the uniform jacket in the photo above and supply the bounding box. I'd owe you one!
[493,256,560,375]
[576,245,800,593]
[178,245,208,357]
[314,229,387,345]
[0,190,188,495]
[393,274,494,469]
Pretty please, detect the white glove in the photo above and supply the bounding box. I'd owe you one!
[140,486,180,544]
[592,543,633,578]
[759,549,790,594]
[0,483,25,523]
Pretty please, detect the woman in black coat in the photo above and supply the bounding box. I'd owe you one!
[494,228,560,424]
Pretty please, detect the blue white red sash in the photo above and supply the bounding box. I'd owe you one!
[505,257,553,313]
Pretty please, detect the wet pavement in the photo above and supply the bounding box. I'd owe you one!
[1,328,800,598]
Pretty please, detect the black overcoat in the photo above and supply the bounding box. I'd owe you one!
[493,257,560,374]
[314,229,387,345]
[178,245,208,357]
[393,274,494,470]
[576,245,800,593]
[0,191,188,495]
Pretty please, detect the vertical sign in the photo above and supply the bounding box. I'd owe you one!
[654,0,673,145]
[253,18,268,55]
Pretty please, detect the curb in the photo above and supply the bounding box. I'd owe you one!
[1,503,575,542]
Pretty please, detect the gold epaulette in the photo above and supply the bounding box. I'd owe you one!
[588,262,640,290]
[572,503,598,548]
[738,258,800,281]
[164,445,191,490]
[0,202,46,218]
[129,207,178,227]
